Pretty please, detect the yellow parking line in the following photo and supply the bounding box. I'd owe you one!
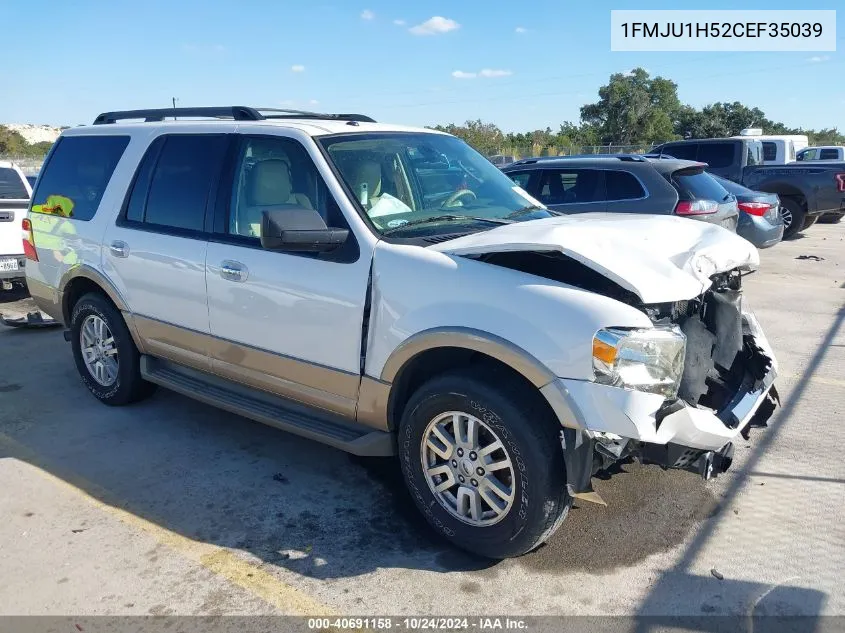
[0,432,335,616]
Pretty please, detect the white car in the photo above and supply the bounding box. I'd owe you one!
[0,160,32,290]
[25,107,779,558]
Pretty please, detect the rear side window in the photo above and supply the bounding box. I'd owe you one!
[0,168,28,199]
[538,169,603,204]
[696,143,735,168]
[762,142,777,162]
[126,135,228,232]
[671,169,730,202]
[605,170,645,201]
[30,136,129,221]
[660,144,698,161]
[820,149,840,160]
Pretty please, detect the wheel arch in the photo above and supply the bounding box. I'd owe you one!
[377,328,562,432]
[60,266,144,351]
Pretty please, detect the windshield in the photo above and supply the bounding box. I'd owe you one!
[319,132,553,237]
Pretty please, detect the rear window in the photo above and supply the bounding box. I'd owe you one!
[670,169,731,202]
[762,141,777,162]
[820,149,840,160]
[605,170,645,200]
[30,135,129,221]
[0,167,28,199]
[538,169,603,204]
[659,143,698,161]
[696,143,735,169]
[125,134,228,232]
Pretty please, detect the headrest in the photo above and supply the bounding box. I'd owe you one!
[248,159,292,206]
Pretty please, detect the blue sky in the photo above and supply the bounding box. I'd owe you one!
[2,0,842,132]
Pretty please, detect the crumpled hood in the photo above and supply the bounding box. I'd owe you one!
[430,213,759,303]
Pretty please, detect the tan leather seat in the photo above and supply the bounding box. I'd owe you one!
[350,160,382,210]
[238,159,313,236]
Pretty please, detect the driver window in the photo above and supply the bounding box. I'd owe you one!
[229,136,336,238]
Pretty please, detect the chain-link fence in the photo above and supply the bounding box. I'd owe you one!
[488,143,658,161]
[0,155,45,176]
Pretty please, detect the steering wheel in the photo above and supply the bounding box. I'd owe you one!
[441,189,477,207]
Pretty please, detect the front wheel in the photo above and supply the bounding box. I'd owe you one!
[398,369,571,558]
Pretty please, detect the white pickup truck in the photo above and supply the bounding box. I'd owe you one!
[797,146,845,162]
[0,161,32,290]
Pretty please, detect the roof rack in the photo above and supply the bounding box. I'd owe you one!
[92,106,376,125]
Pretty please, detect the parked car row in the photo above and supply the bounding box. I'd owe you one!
[501,154,784,248]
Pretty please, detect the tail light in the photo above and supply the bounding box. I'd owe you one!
[835,173,845,192]
[737,202,771,217]
[675,200,718,215]
[21,218,38,262]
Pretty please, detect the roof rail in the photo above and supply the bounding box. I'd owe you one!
[92,106,376,125]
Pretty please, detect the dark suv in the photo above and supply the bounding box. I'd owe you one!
[502,155,739,231]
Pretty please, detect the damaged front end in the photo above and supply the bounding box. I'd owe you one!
[561,269,779,503]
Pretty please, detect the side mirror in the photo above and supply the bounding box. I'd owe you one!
[260,207,349,253]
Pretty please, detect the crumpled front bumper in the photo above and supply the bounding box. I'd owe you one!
[541,309,778,498]
[546,310,777,451]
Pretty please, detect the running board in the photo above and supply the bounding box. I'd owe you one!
[140,356,395,457]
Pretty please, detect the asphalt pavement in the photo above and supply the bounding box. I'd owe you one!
[0,223,843,619]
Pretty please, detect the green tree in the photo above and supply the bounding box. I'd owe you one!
[580,68,680,145]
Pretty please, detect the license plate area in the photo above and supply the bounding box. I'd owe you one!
[0,258,20,272]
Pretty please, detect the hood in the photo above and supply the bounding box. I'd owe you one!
[430,213,759,303]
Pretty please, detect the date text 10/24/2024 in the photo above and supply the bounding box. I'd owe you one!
[308,617,528,631]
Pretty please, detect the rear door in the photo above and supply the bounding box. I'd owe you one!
[102,132,231,371]
[0,165,32,269]
[535,168,607,213]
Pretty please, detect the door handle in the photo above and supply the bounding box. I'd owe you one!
[219,260,248,282]
[109,241,129,258]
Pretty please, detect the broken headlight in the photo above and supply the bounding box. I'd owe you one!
[592,326,687,398]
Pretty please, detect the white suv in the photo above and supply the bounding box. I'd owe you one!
[25,107,779,558]
[0,160,32,289]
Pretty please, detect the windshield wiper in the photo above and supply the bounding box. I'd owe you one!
[382,214,512,235]
[506,204,548,220]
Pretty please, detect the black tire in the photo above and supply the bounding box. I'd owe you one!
[780,198,806,239]
[70,292,155,406]
[398,368,571,559]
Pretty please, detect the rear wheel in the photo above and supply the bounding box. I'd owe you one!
[70,292,155,405]
[398,368,571,558]
[780,198,806,239]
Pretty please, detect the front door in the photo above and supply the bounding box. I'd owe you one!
[205,134,371,417]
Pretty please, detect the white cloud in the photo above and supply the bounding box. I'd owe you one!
[452,69,513,79]
[291,64,305,72]
[515,26,527,34]
[308,99,320,105]
[807,55,830,62]
[410,16,460,36]
[479,68,512,78]
[393,19,406,26]
[361,9,374,20]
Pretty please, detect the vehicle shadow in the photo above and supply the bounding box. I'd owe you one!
[633,304,845,627]
[0,286,30,304]
[0,324,729,583]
